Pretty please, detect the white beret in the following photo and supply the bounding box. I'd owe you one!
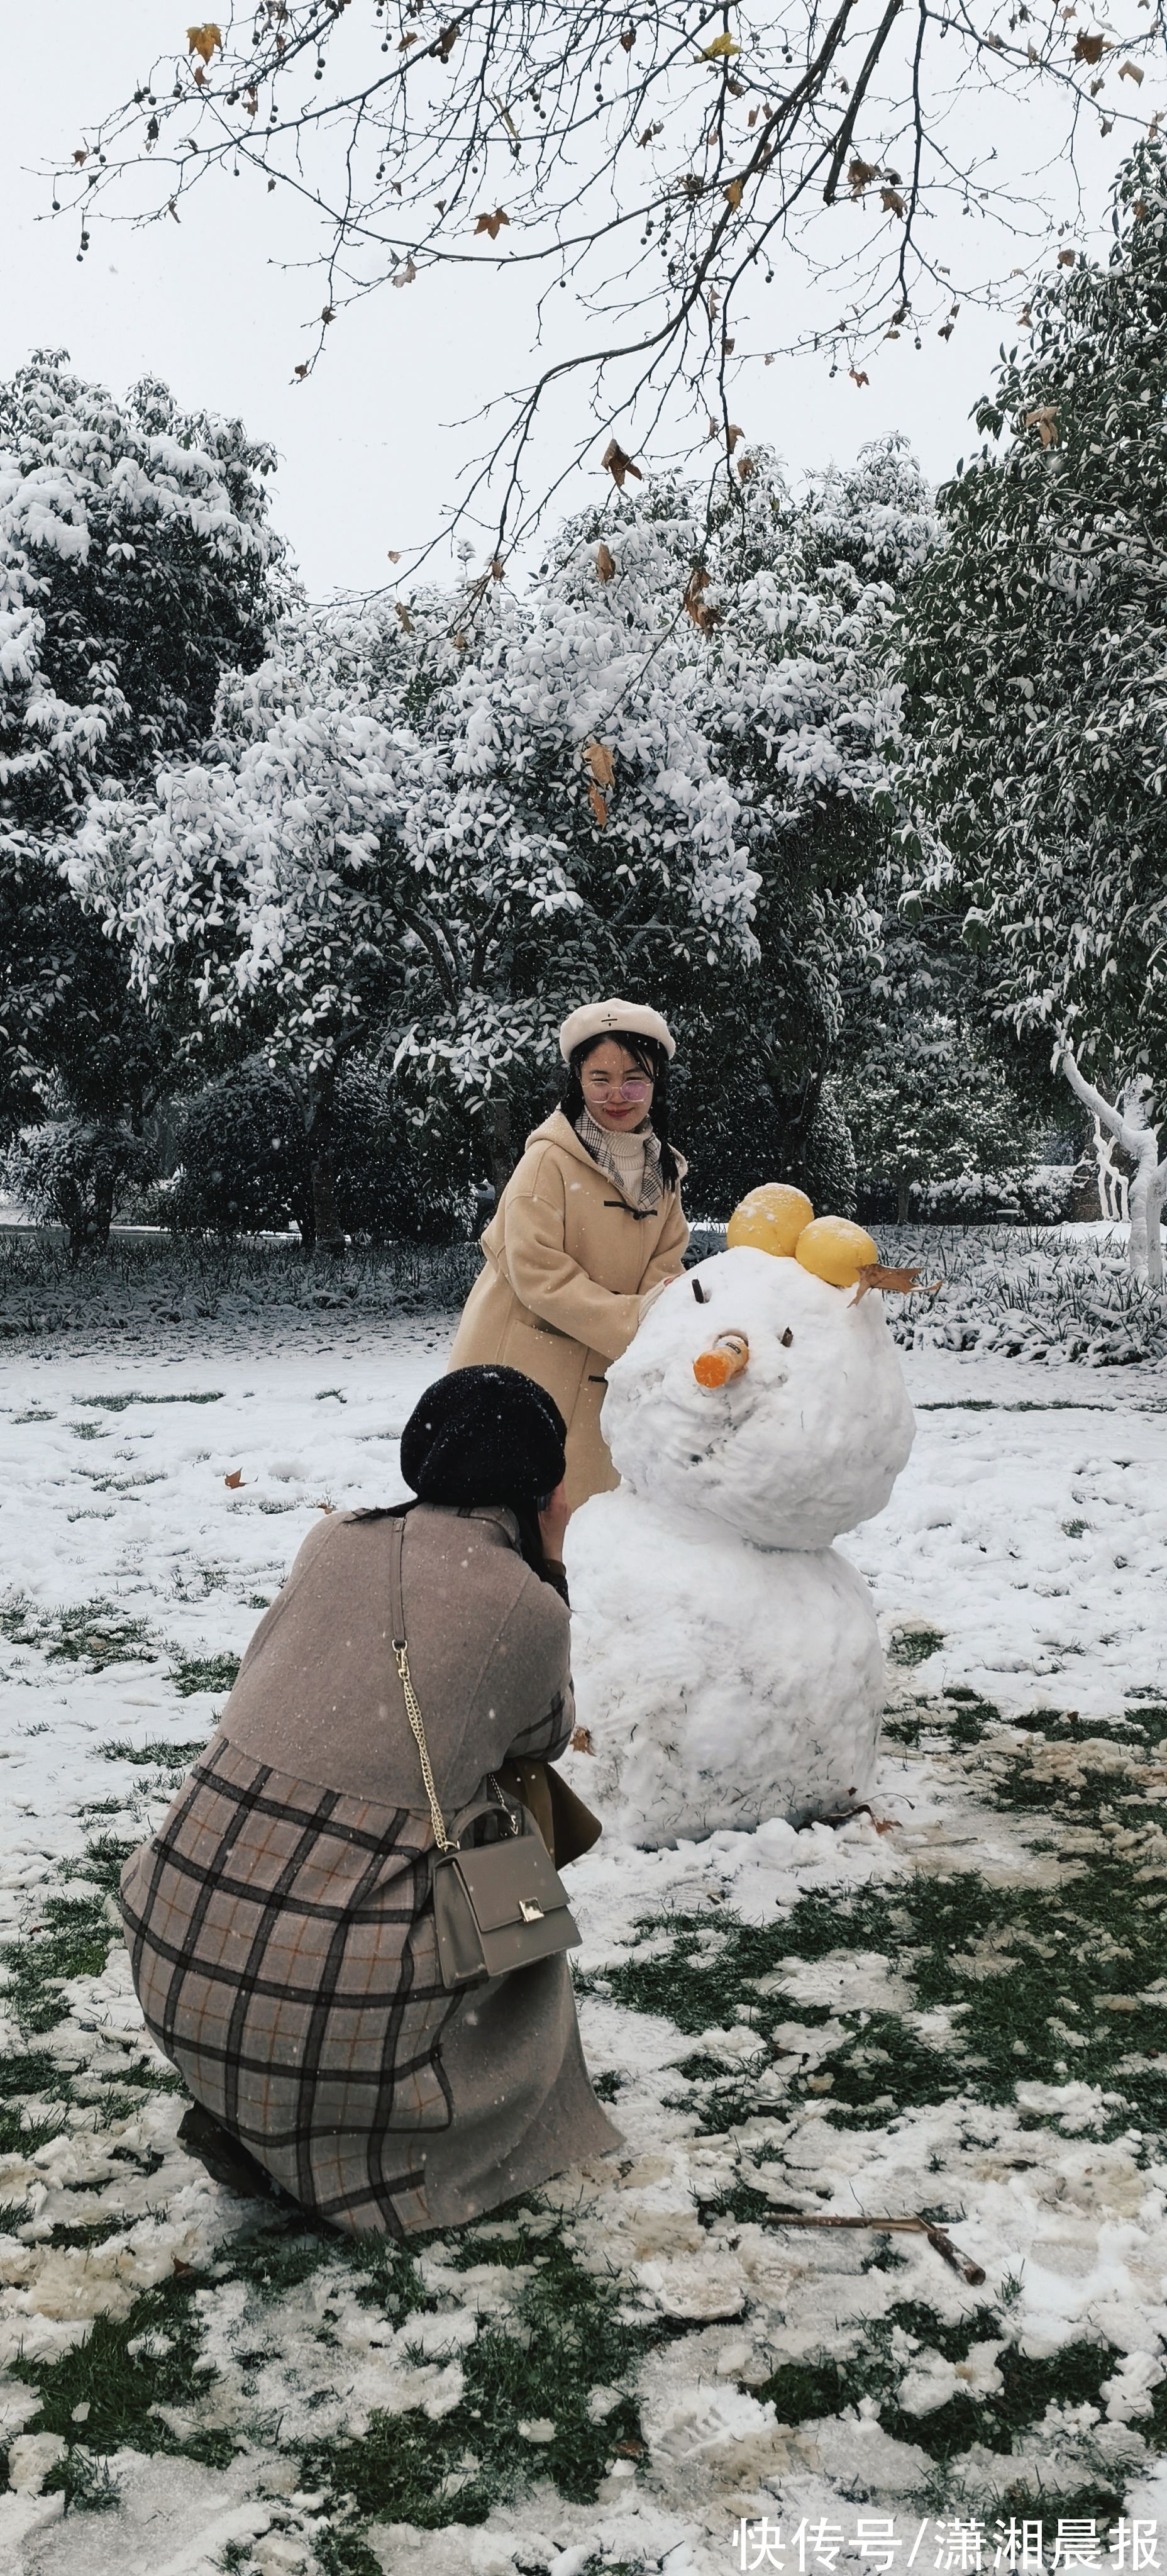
[558,997,676,1063]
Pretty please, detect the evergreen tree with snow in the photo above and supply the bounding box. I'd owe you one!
[904,144,1167,1262]
[0,350,286,1241]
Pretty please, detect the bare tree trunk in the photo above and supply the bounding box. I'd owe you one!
[305,1067,345,1258]
[896,1170,910,1226]
[57,1167,114,1259]
[487,1096,514,1206]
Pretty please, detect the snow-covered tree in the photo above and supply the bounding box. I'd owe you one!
[678,436,937,1216]
[75,438,929,1226]
[841,961,1039,1222]
[0,350,287,1196]
[904,143,1167,1272]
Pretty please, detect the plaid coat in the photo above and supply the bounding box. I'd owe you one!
[119,1505,621,2236]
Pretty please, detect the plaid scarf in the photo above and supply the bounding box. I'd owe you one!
[576,1108,665,1215]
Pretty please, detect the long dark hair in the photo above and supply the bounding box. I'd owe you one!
[560,1029,680,1191]
[512,1499,570,1602]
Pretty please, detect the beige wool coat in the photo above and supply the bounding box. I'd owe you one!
[119,1501,621,2236]
[448,1108,689,1509]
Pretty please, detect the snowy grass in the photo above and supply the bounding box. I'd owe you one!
[0,1235,482,1346]
[3,1335,1167,2573]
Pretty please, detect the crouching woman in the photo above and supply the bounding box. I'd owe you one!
[118,1366,620,2237]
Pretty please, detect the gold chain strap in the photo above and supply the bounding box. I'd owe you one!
[392,1639,453,1853]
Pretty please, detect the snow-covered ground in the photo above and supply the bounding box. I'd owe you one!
[3,1318,1167,2575]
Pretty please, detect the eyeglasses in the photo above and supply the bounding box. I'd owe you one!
[582,1074,653,1098]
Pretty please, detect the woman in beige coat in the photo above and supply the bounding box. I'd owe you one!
[449,999,689,1509]
[119,1367,620,2238]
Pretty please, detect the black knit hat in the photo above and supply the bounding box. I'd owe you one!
[399,1365,567,1508]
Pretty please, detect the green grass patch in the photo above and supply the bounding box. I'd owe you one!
[99,1737,207,1767]
[1,1836,135,2035]
[888,1626,946,1667]
[2,1890,119,2036]
[74,1391,224,1412]
[1,1597,158,1670]
[884,1688,998,1750]
[170,1651,241,1699]
[14,2273,223,2462]
[755,2304,1118,2470]
[305,2225,647,2531]
[585,1848,1167,2135]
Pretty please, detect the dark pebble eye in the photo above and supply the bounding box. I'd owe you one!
[692,1277,709,1303]
[780,1327,794,1347]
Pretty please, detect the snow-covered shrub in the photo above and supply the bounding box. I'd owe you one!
[4,1118,152,1255]
[910,1164,1074,1224]
[877,1222,1167,1365]
[163,1057,473,1246]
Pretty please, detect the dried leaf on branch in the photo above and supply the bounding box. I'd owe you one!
[1073,30,1109,60]
[601,437,641,487]
[474,208,511,238]
[683,562,719,633]
[584,740,616,787]
[699,33,741,58]
[587,781,608,825]
[595,541,616,580]
[1024,402,1059,446]
[395,601,414,633]
[187,23,222,64]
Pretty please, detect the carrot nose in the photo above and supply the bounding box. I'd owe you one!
[694,1330,749,1388]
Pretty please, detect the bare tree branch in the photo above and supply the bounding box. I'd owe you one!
[52,0,1167,560]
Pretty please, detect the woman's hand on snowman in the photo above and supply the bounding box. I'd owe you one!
[538,1480,570,1567]
[638,1272,683,1321]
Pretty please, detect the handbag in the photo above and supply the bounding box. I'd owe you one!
[388,1516,582,1990]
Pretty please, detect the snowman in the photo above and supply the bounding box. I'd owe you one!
[561,1187,917,1848]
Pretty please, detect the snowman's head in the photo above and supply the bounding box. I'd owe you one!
[601,1243,915,1547]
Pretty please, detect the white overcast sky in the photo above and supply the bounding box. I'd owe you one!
[2,6,1151,597]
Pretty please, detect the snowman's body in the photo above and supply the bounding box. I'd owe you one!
[560,1245,915,1846]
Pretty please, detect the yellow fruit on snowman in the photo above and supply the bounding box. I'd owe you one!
[726,1182,814,1260]
[794,1214,880,1290]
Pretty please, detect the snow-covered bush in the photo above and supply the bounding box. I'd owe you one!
[163,1057,473,1246]
[878,1223,1167,1365]
[910,1165,1075,1224]
[3,1118,152,1255]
